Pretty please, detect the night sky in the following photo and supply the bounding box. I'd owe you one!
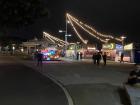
[7,0,140,43]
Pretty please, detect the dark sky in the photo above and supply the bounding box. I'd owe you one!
[10,0,140,43]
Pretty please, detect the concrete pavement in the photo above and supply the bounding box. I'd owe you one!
[15,57,135,105]
[0,56,68,105]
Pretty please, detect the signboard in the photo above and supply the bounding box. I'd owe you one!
[102,43,115,50]
[124,43,133,50]
[116,44,123,50]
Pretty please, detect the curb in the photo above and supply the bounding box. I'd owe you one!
[46,73,74,105]
[123,85,132,105]
[16,59,74,105]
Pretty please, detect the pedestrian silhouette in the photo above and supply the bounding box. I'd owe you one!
[120,53,124,63]
[103,52,107,66]
[96,52,101,65]
[76,52,78,60]
[36,51,43,66]
[80,52,83,59]
[92,53,97,64]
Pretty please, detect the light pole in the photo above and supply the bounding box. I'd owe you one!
[59,16,70,57]
[58,16,70,43]
[105,38,110,44]
[59,30,71,57]
[58,30,71,43]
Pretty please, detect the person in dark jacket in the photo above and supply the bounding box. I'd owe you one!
[120,53,124,63]
[92,53,97,64]
[102,52,107,66]
[96,52,101,65]
[80,52,83,59]
[36,51,43,66]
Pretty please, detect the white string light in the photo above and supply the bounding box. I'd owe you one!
[67,14,88,44]
[67,14,107,43]
[43,32,67,46]
[43,33,56,43]
[67,13,122,42]
[43,32,65,44]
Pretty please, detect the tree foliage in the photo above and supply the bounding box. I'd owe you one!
[0,0,48,29]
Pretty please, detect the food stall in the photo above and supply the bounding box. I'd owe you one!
[102,43,123,61]
[123,43,140,63]
[123,43,134,62]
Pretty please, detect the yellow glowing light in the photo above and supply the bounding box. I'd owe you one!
[69,15,107,43]
[67,13,122,42]
[67,15,87,44]
[67,14,107,43]
[43,32,67,46]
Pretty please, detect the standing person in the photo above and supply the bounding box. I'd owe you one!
[96,52,101,65]
[120,53,124,63]
[80,52,83,60]
[36,51,43,66]
[92,53,97,64]
[103,52,107,66]
[33,51,38,60]
[76,52,79,60]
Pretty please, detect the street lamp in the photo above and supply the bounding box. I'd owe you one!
[59,30,64,33]
[59,16,71,55]
[59,30,72,43]
[105,38,110,43]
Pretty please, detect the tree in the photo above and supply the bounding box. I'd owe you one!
[0,0,48,30]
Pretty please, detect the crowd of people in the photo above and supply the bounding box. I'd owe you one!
[92,52,107,66]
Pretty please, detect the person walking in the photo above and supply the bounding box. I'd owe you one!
[80,52,83,60]
[120,52,124,63]
[36,51,43,66]
[76,52,79,60]
[92,53,97,64]
[96,52,101,65]
[103,52,107,66]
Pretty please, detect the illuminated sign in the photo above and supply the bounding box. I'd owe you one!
[116,44,123,50]
[103,43,115,50]
[87,47,96,50]
[124,43,133,50]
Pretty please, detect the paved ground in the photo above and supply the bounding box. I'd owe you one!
[0,56,68,105]
[17,57,134,105]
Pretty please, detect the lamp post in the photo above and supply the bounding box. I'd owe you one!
[59,29,71,54]
[59,30,71,57]
[59,16,70,57]
[58,30,71,43]
[105,38,110,44]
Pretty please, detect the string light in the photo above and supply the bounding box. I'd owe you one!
[43,33,56,43]
[67,14,88,44]
[67,14,107,43]
[43,32,65,44]
[67,13,122,42]
[43,32,67,46]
